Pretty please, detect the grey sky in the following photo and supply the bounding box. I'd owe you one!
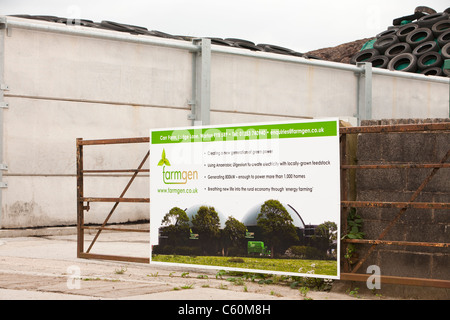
[1,0,448,52]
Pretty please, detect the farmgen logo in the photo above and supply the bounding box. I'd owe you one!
[158,149,198,185]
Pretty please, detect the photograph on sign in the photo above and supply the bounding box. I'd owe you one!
[149,119,340,279]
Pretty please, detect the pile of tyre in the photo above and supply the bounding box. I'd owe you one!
[351,7,450,77]
[10,14,311,59]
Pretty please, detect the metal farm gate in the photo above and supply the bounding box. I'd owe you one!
[76,122,450,288]
[76,137,150,263]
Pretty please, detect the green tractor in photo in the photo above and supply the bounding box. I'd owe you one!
[247,241,271,257]
[189,228,199,240]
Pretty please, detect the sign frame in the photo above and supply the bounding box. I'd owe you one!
[150,118,341,279]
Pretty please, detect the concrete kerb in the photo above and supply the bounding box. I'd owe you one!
[0,226,78,238]
[0,222,149,238]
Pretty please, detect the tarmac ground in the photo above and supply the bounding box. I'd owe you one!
[0,225,398,300]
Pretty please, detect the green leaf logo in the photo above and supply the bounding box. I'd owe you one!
[158,149,171,166]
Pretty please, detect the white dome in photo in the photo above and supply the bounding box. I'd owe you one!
[241,202,305,229]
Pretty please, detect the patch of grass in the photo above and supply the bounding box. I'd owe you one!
[82,277,101,281]
[147,272,158,277]
[83,277,119,282]
[218,283,228,290]
[152,255,337,276]
[270,290,283,297]
[180,284,194,289]
[226,277,245,286]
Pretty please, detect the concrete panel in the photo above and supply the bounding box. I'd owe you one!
[3,97,190,175]
[372,75,449,119]
[1,175,75,228]
[1,175,149,228]
[0,97,189,227]
[4,27,193,109]
[211,53,358,118]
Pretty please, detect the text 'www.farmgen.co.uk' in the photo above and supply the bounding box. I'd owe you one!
[157,188,198,195]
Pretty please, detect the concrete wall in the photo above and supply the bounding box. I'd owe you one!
[0,17,449,228]
[353,118,449,281]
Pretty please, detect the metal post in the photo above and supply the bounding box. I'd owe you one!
[444,59,450,116]
[356,62,372,125]
[0,21,6,226]
[192,38,211,126]
[76,138,84,257]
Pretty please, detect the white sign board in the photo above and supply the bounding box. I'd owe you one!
[150,119,340,278]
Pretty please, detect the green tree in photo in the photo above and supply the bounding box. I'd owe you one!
[257,200,299,257]
[161,207,190,246]
[191,206,221,255]
[311,221,337,258]
[222,216,246,256]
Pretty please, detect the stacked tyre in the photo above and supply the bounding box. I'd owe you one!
[351,8,450,77]
[12,14,310,59]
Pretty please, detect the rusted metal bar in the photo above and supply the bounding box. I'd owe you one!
[79,137,150,146]
[341,163,450,169]
[340,273,450,289]
[351,148,450,273]
[86,150,150,253]
[340,134,348,206]
[82,169,150,174]
[78,252,149,264]
[339,122,450,134]
[343,239,449,248]
[342,201,450,210]
[82,197,149,203]
[76,138,84,258]
[82,226,149,233]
